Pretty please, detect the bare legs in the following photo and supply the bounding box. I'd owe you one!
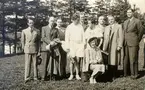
[89,64,105,84]
[68,57,81,80]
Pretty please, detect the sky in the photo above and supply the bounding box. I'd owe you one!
[128,0,145,13]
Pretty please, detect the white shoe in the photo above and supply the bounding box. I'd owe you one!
[93,79,97,84]
[89,77,94,84]
[76,75,81,80]
[68,75,74,80]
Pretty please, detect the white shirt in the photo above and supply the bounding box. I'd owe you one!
[65,23,85,49]
[85,25,103,41]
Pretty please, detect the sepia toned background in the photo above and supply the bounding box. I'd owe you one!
[0,0,145,89]
[0,0,145,56]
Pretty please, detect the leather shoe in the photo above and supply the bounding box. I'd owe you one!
[34,78,39,81]
[24,78,31,83]
[130,75,138,79]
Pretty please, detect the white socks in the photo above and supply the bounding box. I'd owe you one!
[68,75,81,80]
[90,76,97,84]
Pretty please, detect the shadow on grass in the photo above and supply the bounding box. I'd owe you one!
[96,69,145,80]
[138,70,145,79]
[96,72,111,82]
[41,73,70,81]
[0,53,24,59]
[96,70,124,82]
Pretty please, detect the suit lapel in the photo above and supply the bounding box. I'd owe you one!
[106,26,111,39]
[30,28,37,42]
[25,28,32,42]
[110,24,116,39]
[44,25,51,41]
[50,28,57,41]
[50,28,53,38]
[125,19,130,32]
[127,18,135,32]
[46,25,50,34]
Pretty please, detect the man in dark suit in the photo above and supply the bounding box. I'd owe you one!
[21,18,40,83]
[41,16,56,80]
[123,9,144,79]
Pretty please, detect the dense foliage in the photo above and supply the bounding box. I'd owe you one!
[0,0,143,55]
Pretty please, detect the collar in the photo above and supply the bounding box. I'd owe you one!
[98,24,105,28]
[28,27,31,30]
[28,27,34,32]
[56,26,61,29]
[110,23,116,28]
[49,24,52,29]
[72,22,80,26]
[129,17,134,22]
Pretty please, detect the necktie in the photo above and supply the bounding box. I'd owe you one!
[126,20,130,31]
[30,28,33,42]
[30,27,33,33]
[109,26,112,37]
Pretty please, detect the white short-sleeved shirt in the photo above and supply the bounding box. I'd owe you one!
[85,26,104,42]
[65,23,85,57]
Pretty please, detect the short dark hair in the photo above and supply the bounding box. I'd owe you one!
[88,37,100,47]
[27,17,35,23]
[88,16,97,24]
[107,15,119,22]
[51,23,57,29]
[127,8,135,12]
[72,13,80,20]
[107,14,114,18]
[98,15,105,19]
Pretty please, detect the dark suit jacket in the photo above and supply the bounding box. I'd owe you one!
[123,17,144,46]
[41,25,59,51]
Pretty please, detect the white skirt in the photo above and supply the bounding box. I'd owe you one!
[68,42,84,58]
[90,64,105,73]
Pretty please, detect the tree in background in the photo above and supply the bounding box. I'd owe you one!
[91,0,131,24]
[0,0,50,55]
[0,0,143,56]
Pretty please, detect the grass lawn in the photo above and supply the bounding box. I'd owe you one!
[0,40,145,90]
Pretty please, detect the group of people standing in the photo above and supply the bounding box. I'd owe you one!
[21,8,144,84]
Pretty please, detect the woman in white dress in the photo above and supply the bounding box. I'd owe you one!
[96,15,106,34]
[82,16,106,82]
[65,13,85,80]
[85,16,104,49]
[96,15,106,49]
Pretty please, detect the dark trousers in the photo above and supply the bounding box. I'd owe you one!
[123,45,139,76]
[41,51,50,79]
[108,65,117,79]
[143,44,145,68]
[59,46,67,77]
